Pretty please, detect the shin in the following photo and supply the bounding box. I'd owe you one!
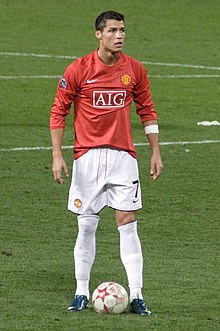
[74,214,99,298]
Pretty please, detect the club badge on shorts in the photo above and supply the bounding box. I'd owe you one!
[74,199,82,208]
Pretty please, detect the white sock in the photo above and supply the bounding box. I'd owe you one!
[118,221,143,302]
[74,214,99,299]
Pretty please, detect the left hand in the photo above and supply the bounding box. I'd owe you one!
[150,153,163,180]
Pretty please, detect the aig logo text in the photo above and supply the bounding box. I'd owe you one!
[93,91,126,108]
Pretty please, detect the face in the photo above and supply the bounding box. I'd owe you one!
[96,19,125,54]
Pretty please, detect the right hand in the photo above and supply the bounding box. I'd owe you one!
[52,155,69,184]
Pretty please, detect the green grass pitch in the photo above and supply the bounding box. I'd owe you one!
[0,0,220,330]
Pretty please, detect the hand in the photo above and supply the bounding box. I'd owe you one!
[52,155,69,184]
[150,153,163,181]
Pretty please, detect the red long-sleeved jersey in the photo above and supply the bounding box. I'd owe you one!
[50,50,157,159]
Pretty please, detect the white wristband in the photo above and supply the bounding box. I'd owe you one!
[144,124,159,135]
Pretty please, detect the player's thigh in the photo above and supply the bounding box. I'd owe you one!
[107,151,142,211]
[68,150,107,214]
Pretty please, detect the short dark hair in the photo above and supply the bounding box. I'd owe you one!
[95,11,124,31]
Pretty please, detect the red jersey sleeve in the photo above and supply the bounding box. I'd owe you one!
[133,61,157,123]
[50,63,79,130]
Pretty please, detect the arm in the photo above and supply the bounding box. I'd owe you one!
[143,120,163,180]
[133,62,163,180]
[50,128,69,184]
[50,65,77,184]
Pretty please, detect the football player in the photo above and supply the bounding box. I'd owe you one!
[50,10,163,315]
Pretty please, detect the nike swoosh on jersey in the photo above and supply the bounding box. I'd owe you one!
[86,79,98,83]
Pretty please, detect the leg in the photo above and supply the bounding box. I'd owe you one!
[116,210,151,315]
[67,149,108,311]
[68,214,99,312]
[116,210,143,301]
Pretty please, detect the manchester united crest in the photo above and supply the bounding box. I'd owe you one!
[74,199,82,208]
[121,74,131,85]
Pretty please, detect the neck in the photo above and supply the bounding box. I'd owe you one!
[97,48,120,66]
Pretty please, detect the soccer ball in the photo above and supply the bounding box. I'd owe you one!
[92,282,128,314]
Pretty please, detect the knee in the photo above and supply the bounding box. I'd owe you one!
[77,214,99,235]
[115,210,137,227]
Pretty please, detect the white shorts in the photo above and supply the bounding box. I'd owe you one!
[68,148,142,215]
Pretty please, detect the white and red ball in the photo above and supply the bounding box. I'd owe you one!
[92,282,128,314]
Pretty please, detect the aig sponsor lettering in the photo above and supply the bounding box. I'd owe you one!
[93,91,126,108]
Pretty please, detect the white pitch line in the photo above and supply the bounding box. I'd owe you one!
[135,139,220,146]
[0,140,219,152]
[142,61,220,71]
[0,51,220,71]
[0,52,78,60]
[0,75,61,79]
[150,74,220,79]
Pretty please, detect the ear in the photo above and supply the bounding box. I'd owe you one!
[95,30,102,40]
